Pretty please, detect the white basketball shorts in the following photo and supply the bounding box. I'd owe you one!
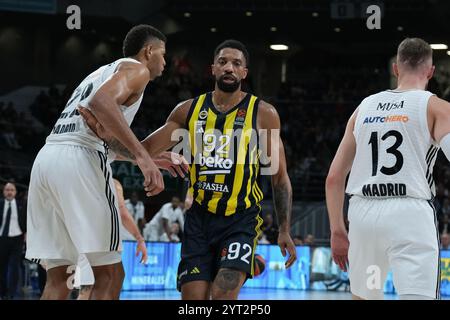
[348,196,440,299]
[25,144,122,267]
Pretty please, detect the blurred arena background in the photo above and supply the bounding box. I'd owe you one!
[0,0,449,300]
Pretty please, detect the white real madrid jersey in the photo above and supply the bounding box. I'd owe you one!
[45,58,144,153]
[346,89,438,200]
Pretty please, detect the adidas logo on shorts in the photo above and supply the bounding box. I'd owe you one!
[190,267,200,274]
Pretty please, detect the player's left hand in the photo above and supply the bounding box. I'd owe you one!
[136,238,148,264]
[153,151,189,178]
[278,231,297,269]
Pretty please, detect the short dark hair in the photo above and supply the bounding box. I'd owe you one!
[397,37,432,69]
[214,39,249,66]
[122,24,166,57]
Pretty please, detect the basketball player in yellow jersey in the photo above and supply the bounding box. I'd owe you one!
[80,39,297,300]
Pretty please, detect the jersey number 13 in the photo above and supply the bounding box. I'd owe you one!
[368,130,404,176]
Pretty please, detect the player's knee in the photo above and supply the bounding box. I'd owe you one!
[211,290,238,300]
[211,269,242,300]
[45,267,71,287]
[180,281,210,300]
[115,263,125,285]
[95,274,113,288]
[211,287,239,300]
[45,277,67,290]
[41,273,71,299]
[93,266,115,286]
[182,288,209,300]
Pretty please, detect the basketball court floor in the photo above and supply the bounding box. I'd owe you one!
[20,288,448,300]
[119,288,450,300]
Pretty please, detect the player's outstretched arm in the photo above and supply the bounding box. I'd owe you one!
[258,101,297,269]
[325,110,357,271]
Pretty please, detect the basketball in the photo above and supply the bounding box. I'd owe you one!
[254,254,266,277]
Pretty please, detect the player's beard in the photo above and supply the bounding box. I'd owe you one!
[216,75,241,93]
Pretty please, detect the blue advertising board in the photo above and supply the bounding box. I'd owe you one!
[122,242,449,296]
[122,241,310,291]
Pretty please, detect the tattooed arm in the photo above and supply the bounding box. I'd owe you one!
[271,139,293,233]
[258,100,297,268]
[107,138,136,161]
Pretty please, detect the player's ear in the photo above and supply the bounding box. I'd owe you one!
[392,63,399,78]
[242,67,248,80]
[144,43,153,60]
[427,65,435,80]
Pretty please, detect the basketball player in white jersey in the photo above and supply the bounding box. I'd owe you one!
[26,25,187,299]
[326,38,450,300]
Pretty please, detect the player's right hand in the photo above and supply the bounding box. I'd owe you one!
[136,155,165,196]
[278,231,297,269]
[136,238,148,264]
[331,229,349,272]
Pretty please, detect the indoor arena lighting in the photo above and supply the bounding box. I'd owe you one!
[430,44,448,50]
[270,44,289,51]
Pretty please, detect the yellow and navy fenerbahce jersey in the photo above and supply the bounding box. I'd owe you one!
[186,92,264,216]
